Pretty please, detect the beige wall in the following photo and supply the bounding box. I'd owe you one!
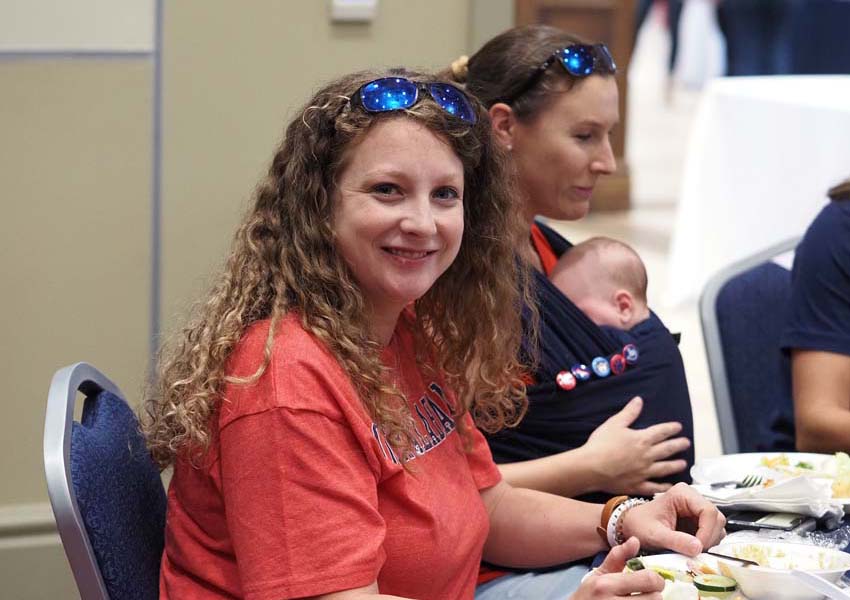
[1,1,512,597]
[0,59,154,504]
[0,58,153,596]
[161,0,473,333]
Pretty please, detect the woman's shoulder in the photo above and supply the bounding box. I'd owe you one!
[797,200,850,268]
[230,313,339,371]
[222,313,357,424]
[811,198,850,228]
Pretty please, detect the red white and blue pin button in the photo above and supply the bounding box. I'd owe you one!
[591,357,611,377]
[570,364,592,381]
[554,345,639,390]
[609,353,627,375]
[555,370,577,390]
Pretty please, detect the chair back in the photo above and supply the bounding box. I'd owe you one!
[44,362,166,600]
[700,238,800,454]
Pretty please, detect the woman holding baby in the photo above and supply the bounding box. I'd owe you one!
[443,25,699,597]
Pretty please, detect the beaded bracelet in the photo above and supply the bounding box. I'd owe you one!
[606,497,649,547]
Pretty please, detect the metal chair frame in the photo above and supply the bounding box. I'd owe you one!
[699,237,801,454]
[44,362,123,600]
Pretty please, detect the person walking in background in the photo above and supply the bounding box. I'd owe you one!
[635,0,685,77]
[715,0,800,76]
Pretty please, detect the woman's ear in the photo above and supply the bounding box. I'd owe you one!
[488,102,516,151]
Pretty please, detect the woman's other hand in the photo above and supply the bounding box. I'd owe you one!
[620,482,727,556]
[569,537,665,599]
[584,397,690,495]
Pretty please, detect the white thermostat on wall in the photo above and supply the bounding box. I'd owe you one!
[330,0,378,23]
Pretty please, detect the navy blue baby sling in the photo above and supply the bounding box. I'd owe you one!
[485,222,695,504]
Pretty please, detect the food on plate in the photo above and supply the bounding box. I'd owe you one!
[626,557,645,571]
[760,454,791,469]
[624,557,740,599]
[728,543,846,570]
[625,557,692,582]
[754,452,850,497]
[693,574,737,598]
[687,558,718,576]
[714,541,850,600]
[831,452,850,497]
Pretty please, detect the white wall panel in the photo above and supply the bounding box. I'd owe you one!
[0,0,154,52]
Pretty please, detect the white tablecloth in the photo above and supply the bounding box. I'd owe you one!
[665,75,850,305]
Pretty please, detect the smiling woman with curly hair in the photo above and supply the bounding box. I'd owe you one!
[144,67,726,600]
[143,70,531,474]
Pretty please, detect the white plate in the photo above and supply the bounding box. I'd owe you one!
[635,553,749,599]
[691,452,850,507]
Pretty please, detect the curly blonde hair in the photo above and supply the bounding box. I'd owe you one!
[143,68,535,469]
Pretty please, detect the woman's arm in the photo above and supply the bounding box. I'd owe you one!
[481,480,725,570]
[792,349,850,452]
[480,480,605,567]
[308,583,411,600]
[498,397,690,497]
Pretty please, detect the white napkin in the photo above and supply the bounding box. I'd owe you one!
[692,476,844,519]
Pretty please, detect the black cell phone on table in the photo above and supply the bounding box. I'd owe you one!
[724,510,814,532]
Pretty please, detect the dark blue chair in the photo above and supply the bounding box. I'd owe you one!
[44,362,166,600]
[700,238,800,454]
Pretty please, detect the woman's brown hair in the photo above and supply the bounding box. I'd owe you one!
[446,25,590,120]
[828,177,850,201]
[143,68,534,469]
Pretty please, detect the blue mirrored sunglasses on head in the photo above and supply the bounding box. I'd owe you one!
[352,77,477,124]
[501,43,617,105]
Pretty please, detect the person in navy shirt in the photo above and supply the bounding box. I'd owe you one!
[781,178,850,452]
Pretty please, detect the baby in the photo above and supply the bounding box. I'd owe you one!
[549,235,695,487]
[550,236,651,330]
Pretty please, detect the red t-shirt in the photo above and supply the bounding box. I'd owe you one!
[160,313,502,600]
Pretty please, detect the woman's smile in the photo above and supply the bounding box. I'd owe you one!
[382,246,438,261]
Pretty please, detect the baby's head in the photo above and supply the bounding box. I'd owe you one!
[550,236,650,330]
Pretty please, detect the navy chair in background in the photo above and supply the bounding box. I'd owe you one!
[700,238,801,455]
[44,362,166,600]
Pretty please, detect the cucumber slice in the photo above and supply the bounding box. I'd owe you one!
[693,574,737,592]
[625,557,645,571]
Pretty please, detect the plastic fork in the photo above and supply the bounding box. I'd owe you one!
[792,570,850,600]
[710,474,763,489]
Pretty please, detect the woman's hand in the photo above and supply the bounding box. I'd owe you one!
[620,482,727,556]
[583,397,690,495]
[570,537,665,599]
